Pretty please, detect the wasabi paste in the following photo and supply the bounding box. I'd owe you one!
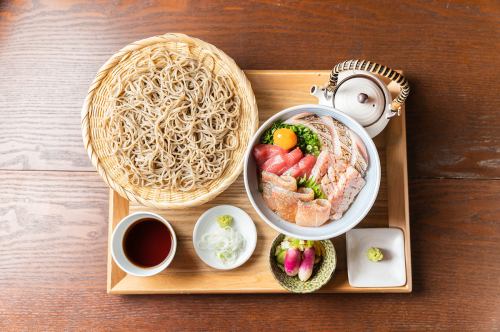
[367,247,384,262]
[216,215,233,228]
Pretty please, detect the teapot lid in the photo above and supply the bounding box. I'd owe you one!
[333,74,386,127]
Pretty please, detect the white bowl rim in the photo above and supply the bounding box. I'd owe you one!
[243,104,381,240]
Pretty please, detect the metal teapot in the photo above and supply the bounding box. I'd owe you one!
[311,60,410,137]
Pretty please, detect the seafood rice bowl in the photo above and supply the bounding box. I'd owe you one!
[244,104,381,240]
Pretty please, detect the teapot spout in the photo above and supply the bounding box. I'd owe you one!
[310,85,322,99]
[310,85,331,106]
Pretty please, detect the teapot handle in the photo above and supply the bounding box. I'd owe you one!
[327,60,410,116]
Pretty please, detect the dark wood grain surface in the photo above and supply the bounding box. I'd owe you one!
[0,0,499,330]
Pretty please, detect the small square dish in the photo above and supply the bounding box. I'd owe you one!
[346,228,406,287]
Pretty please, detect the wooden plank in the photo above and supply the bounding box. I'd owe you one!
[0,171,109,290]
[107,190,128,292]
[0,1,499,179]
[0,170,499,330]
[107,70,407,294]
[386,78,412,292]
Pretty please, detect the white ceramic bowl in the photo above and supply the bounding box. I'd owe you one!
[193,205,257,270]
[243,104,381,240]
[111,211,177,277]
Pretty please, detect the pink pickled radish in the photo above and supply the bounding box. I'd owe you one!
[298,247,315,281]
[284,248,301,276]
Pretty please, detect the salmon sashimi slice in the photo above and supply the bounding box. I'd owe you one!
[253,144,287,167]
[262,183,314,221]
[310,150,332,181]
[261,147,303,175]
[320,165,346,197]
[261,171,297,191]
[327,166,366,220]
[320,116,368,175]
[295,199,332,227]
[320,169,335,198]
[283,155,317,178]
[331,157,349,174]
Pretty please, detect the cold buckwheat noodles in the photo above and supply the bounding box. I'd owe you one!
[103,46,241,192]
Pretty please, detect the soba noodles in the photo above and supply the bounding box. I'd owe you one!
[104,46,241,192]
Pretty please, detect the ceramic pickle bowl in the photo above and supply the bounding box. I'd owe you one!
[269,234,336,293]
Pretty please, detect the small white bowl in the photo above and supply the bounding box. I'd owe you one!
[193,205,257,270]
[244,104,381,240]
[111,211,177,277]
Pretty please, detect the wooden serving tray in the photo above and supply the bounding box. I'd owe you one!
[107,70,411,294]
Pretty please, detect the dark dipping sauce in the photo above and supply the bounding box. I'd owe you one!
[123,218,172,268]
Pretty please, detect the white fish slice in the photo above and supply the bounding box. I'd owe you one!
[321,116,368,175]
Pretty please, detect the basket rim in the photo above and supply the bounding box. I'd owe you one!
[81,33,259,209]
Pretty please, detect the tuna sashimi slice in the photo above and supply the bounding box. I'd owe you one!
[253,144,287,167]
[283,155,317,178]
[295,199,332,227]
[261,147,303,175]
[261,171,297,191]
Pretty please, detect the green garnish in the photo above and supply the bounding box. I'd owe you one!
[367,247,384,262]
[216,215,233,228]
[261,120,321,156]
[261,121,285,145]
[281,237,318,251]
[289,238,301,249]
[276,250,286,264]
[297,176,326,199]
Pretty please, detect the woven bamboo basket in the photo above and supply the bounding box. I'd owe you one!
[81,33,259,209]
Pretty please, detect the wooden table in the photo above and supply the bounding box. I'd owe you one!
[1,1,499,330]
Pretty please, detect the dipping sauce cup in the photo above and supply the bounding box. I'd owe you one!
[111,212,177,277]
